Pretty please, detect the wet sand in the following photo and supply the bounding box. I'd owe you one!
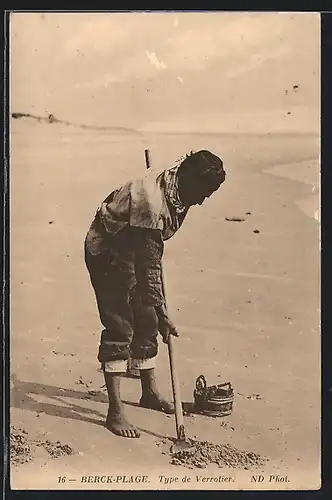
[9,120,320,490]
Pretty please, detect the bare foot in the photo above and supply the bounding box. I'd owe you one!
[140,390,175,414]
[105,410,140,438]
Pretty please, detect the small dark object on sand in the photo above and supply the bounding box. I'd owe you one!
[253,229,260,234]
[48,114,56,124]
[225,216,246,222]
[11,426,75,465]
[247,393,262,400]
[35,439,74,458]
[246,212,252,216]
[82,389,99,399]
[170,439,267,470]
[10,427,33,465]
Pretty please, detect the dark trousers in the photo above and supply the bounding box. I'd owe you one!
[85,249,159,363]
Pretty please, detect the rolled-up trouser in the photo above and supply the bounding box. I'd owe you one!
[85,249,159,373]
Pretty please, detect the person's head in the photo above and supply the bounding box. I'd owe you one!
[177,150,226,207]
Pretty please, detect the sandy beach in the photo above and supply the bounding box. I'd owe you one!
[8,12,320,491]
[9,120,320,490]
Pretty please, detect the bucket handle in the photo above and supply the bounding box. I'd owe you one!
[217,381,233,393]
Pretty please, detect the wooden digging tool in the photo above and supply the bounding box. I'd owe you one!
[144,149,193,454]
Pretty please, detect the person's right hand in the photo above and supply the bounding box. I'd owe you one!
[158,315,179,344]
[155,304,179,343]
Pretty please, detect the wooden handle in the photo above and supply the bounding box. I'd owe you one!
[144,149,151,170]
[168,334,184,438]
[144,147,184,439]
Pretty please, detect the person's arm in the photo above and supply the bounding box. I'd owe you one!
[132,227,165,307]
[132,227,178,342]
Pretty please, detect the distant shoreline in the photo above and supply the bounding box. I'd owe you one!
[11,112,320,138]
[11,112,142,136]
[11,112,319,138]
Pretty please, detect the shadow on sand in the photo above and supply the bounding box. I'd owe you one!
[123,399,201,417]
[11,378,173,440]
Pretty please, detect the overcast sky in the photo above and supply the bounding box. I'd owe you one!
[10,12,320,133]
